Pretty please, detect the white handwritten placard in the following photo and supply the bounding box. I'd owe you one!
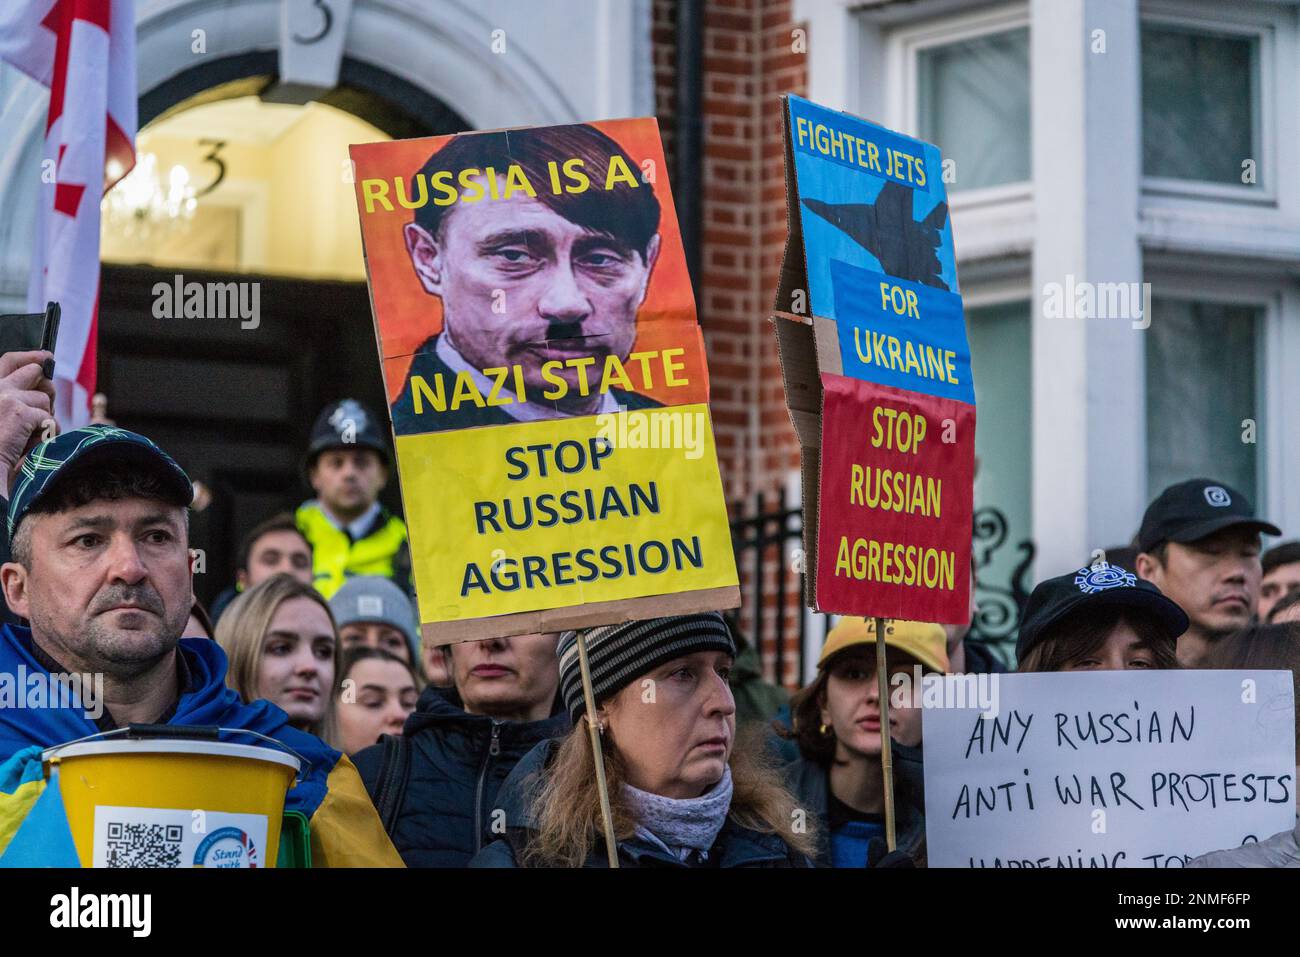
[922,670,1295,868]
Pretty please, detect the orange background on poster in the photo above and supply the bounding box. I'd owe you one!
[350,118,704,406]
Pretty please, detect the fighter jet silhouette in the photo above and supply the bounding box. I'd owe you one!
[802,181,950,291]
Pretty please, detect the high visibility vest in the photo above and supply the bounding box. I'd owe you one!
[296,502,408,599]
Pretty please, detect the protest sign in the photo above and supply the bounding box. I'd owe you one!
[773,95,974,623]
[351,120,739,643]
[922,670,1297,868]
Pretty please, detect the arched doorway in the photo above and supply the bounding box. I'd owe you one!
[98,54,469,605]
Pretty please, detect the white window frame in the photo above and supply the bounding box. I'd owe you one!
[1140,269,1277,514]
[885,2,1032,211]
[1140,0,1278,207]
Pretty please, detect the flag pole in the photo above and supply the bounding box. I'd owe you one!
[874,616,897,851]
[575,630,620,868]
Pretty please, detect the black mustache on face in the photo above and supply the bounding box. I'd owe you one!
[92,585,165,616]
[543,320,596,341]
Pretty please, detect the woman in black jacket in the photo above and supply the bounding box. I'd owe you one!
[471,613,813,868]
[780,617,945,867]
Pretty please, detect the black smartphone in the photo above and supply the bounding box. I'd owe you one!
[0,301,59,379]
[40,301,59,379]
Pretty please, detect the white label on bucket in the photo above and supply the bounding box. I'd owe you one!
[92,806,270,868]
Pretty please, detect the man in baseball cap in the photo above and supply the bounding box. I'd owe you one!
[3,426,196,697]
[1134,478,1280,666]
[296,398,409,598]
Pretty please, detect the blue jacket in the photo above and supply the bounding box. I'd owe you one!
[353,684,569,867]
[782,742,928,867]
[470,738,812,868]
[0,624,401,866]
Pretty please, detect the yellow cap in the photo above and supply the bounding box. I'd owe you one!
[817,617,949,674]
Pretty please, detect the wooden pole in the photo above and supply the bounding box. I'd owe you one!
[576,630,620,868]
[874,616,897,851]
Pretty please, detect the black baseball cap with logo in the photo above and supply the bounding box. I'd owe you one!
[1016,562,1188,662]
[1137,478,1280,554]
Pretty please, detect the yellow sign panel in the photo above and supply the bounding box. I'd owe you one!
[399,404,736,625]
[352,118,739,641]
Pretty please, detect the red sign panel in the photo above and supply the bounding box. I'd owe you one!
[815,372,974,623]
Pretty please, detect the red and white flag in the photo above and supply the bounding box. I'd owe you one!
[0,0,136,428]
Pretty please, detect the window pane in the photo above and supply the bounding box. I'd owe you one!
[1142,26,1257,185]
[1146,299,1258,500]
[968,301,1031,663]
[917,28,1030,192]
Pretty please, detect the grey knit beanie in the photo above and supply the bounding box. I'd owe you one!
[557,612,736,722]
[329,576,420,662]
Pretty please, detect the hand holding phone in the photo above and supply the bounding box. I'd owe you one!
[0,347,57,497]
[39,301,59,380]
[0,302,60,380]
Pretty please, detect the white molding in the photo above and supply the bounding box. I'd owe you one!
[858,0,1020,26]
[1266,284,1300,540]
[1140,207,1300,266]
[272,0,356,98]
[888,1,1030,138]
[952,195,1036,265]
[960,270,1032,310]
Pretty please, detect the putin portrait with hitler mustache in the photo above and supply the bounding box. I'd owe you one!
[390,123,670,435]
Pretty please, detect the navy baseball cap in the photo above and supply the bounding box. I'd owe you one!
[1138,478,1280,554]
[7,426,193,541]
[1015,562,1188,662]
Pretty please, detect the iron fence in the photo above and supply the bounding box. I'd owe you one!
[727,492,1034,687]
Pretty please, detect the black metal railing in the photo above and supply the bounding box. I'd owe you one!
[728,493,1034,685]
[968,505,1036,666]
[726,487,828,688]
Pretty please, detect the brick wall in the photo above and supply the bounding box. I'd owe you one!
[654,0,809,687]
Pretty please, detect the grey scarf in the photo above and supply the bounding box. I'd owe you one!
[623,767,734,858]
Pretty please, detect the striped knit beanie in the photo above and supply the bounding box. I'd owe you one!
[557,612,737,722]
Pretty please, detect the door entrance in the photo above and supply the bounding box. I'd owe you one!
[98,264,398,606]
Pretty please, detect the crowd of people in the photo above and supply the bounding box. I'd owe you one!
[0,346,1297,868]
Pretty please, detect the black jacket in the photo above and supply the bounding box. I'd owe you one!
[390,334,663,435]
[353,684,569,867]
[963,638,1006,674]
[782,742,927,867]
[470,738,812,868]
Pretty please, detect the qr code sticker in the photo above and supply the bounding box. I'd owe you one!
[103,822,184,868]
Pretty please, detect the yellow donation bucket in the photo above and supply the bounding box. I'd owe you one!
[44,736,300,868]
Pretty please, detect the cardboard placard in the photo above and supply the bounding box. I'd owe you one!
[921,670,1297,868]
[773,95,974,623]
[350,119,739,644]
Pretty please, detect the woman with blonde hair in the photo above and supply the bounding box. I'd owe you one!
[470,612,813,868]
[216,572,341,743]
